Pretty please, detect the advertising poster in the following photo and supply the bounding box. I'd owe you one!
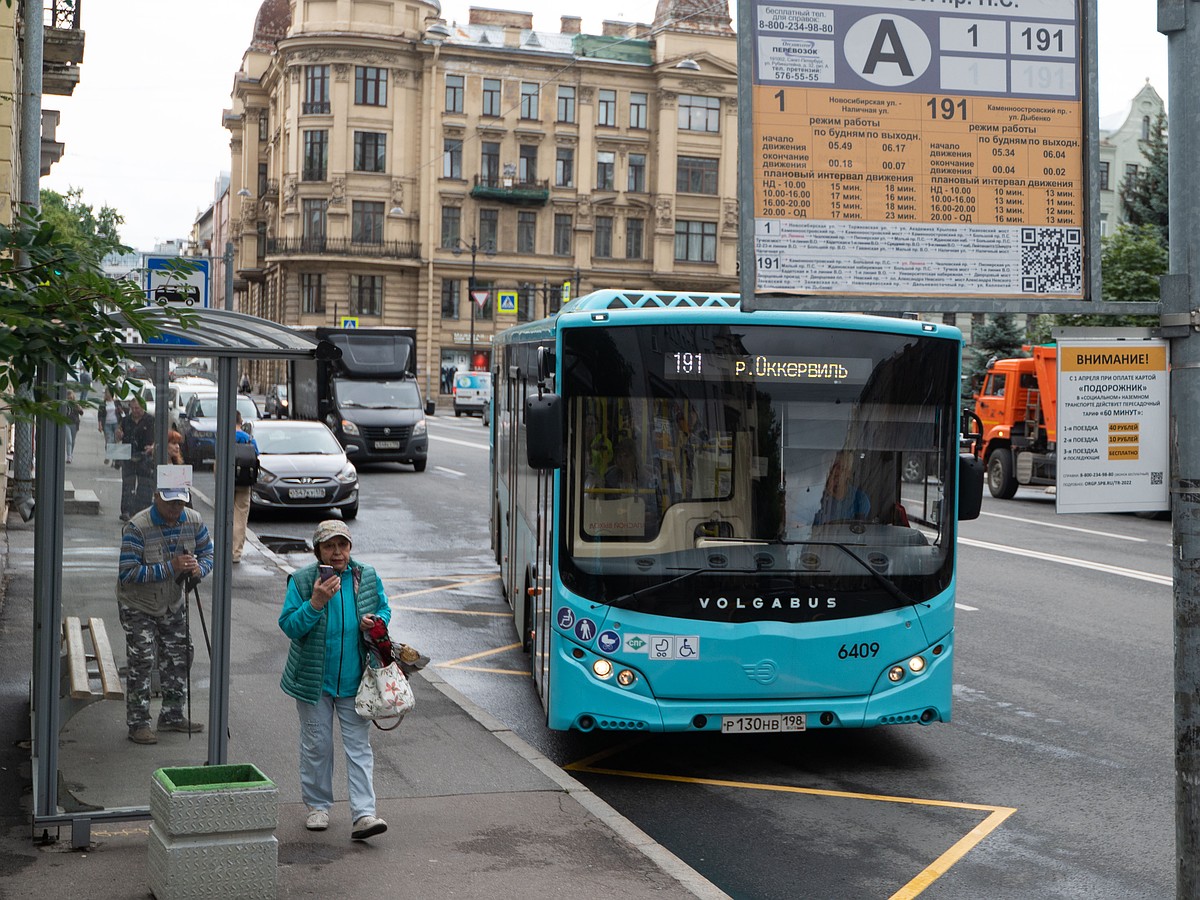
[1056,339,1169,514]
[748,0,1086,299]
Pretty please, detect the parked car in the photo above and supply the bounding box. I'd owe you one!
[264,383,289,418]
[247,420,359,519]
[168,377,218,431]
[453,371,492,417]
[177,393,261,465]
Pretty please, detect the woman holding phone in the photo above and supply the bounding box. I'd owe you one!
[278,519,392,841]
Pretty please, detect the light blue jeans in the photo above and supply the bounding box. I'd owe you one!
[295,694,376,821]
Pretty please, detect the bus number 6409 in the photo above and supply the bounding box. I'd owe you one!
[839,641,880,660]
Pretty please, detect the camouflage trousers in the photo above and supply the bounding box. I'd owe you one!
[118,602,194,730]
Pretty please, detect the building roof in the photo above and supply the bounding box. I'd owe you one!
[251,0,291,51]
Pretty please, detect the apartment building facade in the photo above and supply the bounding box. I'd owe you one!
[226,0,737,398]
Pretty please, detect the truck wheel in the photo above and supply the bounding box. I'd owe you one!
[987,448,1018,499]
[413,458,427,472]
[902,455,925,483]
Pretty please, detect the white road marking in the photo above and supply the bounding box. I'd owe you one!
[435,465,465,476]
[959,536,1170,586]
[978,510,1148,542]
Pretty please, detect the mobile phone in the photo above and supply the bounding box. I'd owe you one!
[318,565,336,582]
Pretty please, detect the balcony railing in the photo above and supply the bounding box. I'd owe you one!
[302,101,331,115]
[470,175,550,206]
[266,237,420,260]
[45,0,80,29]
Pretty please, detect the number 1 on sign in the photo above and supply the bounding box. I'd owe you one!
[775,89,785,111]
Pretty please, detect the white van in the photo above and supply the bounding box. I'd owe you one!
[453,371,492,418]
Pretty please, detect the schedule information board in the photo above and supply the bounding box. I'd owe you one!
[749,0,1086,299]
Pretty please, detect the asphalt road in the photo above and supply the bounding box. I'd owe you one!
[210,416,1176,898]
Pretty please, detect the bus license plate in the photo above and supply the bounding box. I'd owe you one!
[721,714,806,734]
[374,440,401,449]
[288,488,326,499]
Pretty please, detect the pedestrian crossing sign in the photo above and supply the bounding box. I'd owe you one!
[340,317,359,328]
[497,290,517,315]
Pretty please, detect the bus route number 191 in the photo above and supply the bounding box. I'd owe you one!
[721,713,807,734]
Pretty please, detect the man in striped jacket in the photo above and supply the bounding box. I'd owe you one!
[117,486,214,745]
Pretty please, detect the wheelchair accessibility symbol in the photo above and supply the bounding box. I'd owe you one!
[556,607,575,630]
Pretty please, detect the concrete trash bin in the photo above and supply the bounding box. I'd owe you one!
[148,764,278,900]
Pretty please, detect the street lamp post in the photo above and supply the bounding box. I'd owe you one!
[452,236,495,371]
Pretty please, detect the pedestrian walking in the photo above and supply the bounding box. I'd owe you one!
[116,395,155,521]
[278,519,391,841]
[117,484,214,745]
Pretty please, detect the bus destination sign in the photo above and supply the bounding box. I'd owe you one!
[666,352,873,383]
[748,0,1086,300]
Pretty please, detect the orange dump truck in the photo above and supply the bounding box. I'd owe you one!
[974,345,1058,498]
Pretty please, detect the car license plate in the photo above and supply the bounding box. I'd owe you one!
[721,714,806,734]
[288,488,326,499]
[374,440,401,449]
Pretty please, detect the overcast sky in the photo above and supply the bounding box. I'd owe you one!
[39,0,1168,251]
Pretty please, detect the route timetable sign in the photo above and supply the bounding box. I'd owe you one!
[738,0,1096,310]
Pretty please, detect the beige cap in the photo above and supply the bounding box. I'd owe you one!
[312,519,352,547]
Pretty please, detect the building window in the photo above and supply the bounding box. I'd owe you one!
[596,150,615,190]
[301,273,325,313]
[677,156,719,194]
[547,284,565,315]
[557,86,576,123]
[258,111,269,142]
[1098,160,1110,191]
[352,202,385,244]
[302,199,326,247]
[519,145,538,183]
[350,275,383,316]
[520,82,539,120]
[353,131,387,173]
[1125,163,1139,183]
[481,142,500,186]
[482,78,502,117]
[626,218,644,259]
[627,153,646,192]
[594,216,613,258]
[256,221,267,265]
[441,279,460,319]
[674,220,717,262]
[355,66,387,106]
[678,94,720,132]
[555,147,574,187]
[302,130,328,181]
[1142,115,1151,141]
[445,74,464,113]
[629,92,647,129]
[517,211,536,254]
[479,209,499,249]
[598,89,616,126]
[258,162,269,197]
[517,283,536,322]
[303,65,330,114]
[443,138,463,179]
[441,206,461,248]
[554,214,573,256]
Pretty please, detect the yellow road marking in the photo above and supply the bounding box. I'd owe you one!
[565,762,1015,898]
[436,664,531,676]
[439,642,522,668]
[394,606,510,618]
[386,574,501,601]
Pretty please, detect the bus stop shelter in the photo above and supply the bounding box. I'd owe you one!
[29,309,321,845]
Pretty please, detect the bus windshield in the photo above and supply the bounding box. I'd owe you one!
[558,322,959,623]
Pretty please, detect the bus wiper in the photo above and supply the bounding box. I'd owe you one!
[786,539,916,607]
[599,566,760,611]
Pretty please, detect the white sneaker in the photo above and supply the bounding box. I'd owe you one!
[305,807,329,831]
[351,814,387,840]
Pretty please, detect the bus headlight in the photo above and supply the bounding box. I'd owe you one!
[888,666,906,683]
[592,659,613,679]
[616,669,636,687]
[908,655,926,673]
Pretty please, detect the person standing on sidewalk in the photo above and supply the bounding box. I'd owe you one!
[98,389,124,463]
[116,395,156,521]
[278,519,390,841]
[63,390,82,464]
[232,411,258,563]
[117,485,214,745]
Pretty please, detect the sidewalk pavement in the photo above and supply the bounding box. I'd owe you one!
[0,412,727,899]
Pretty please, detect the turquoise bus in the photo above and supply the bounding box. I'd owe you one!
[489,291,983,734]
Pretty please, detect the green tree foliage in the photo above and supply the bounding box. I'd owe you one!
[0,207,193,423]
[1048,225,1163,331]
[1119,111,1169,246]
[964,313,1026,394]
[40,187,125,258]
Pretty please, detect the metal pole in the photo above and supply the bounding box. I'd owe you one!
[224,241,234,312]
[1162,1,1200,894]
[469,240,477,370]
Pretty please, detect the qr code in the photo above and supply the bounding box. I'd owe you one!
[1019,227,1083,294]
[1151,471,1163,485]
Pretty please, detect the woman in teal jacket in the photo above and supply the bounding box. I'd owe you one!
[279,519,391,841]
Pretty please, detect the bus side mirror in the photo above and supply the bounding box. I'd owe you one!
[958,453,984,520]
[526,393,564,469]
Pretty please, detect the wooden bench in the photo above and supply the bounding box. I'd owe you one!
[61,616,123,713]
